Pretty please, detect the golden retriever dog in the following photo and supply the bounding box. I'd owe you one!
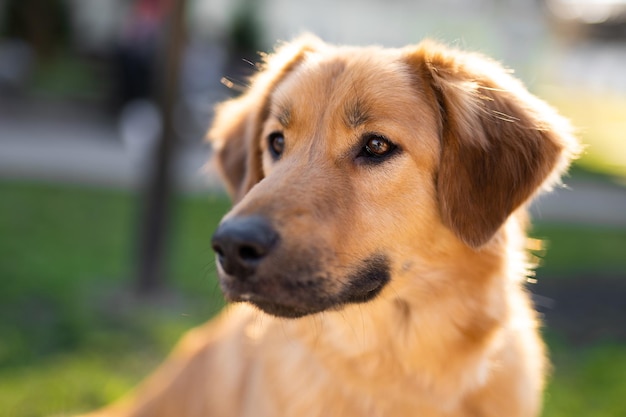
[83,35,579,417]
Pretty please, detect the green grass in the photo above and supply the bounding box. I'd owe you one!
[0,180,624,416]
[544,341,626,417]
[31,51,106,100]
[531,224,626,276]
[0,181,229,416]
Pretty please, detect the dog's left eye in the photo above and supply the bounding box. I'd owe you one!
[359,135,397,161]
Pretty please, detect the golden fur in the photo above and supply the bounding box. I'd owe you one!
[82,35,579,417]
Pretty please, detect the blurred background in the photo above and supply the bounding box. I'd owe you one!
[0,0,625,415]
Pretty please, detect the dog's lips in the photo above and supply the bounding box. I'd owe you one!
[242,295,320,318]
[215,259,332,318]
[222,282,323,318]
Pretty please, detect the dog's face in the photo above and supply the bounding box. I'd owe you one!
[209,36,577,318]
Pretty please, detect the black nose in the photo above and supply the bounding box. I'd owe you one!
[211,215,279,278]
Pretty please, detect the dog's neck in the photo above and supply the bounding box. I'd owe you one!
[284,216,532,404]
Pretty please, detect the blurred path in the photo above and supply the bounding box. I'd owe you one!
[1,96,625,227]
[0,96,223,193]
[549,39,626,94]
[530,178,626,227]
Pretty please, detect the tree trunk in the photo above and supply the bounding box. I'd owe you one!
[136,0,187,295]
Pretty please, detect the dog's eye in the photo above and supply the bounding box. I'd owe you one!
[360,135,397,160]
[268,132,285,159]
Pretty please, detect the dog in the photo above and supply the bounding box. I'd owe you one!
[83,35,579,417]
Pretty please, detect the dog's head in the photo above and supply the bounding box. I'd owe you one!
[208,36,579,318]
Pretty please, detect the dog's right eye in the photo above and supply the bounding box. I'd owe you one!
[268,132,285,159]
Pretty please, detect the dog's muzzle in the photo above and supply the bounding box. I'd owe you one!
[211,214,390,318]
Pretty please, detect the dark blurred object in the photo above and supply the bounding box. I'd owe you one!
[1,0,71,61]
[114,0,165,108]
[546,0,626,38]
[136,0,185,295]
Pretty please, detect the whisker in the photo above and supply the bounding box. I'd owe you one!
[220,76,248,93]
[242,58,256,68]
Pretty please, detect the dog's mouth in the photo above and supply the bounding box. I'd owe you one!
[217,254,391,318]
[229,292,322,318]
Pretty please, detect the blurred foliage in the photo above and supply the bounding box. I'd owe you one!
[228,0,265,54]
[0,180,624,416]
[540,87,626,180]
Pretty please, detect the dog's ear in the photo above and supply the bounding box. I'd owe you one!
[405,41,579,248]
[208,35,322,203]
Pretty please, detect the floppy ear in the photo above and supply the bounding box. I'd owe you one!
[405,41,580,248]
[208,35,322,203]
